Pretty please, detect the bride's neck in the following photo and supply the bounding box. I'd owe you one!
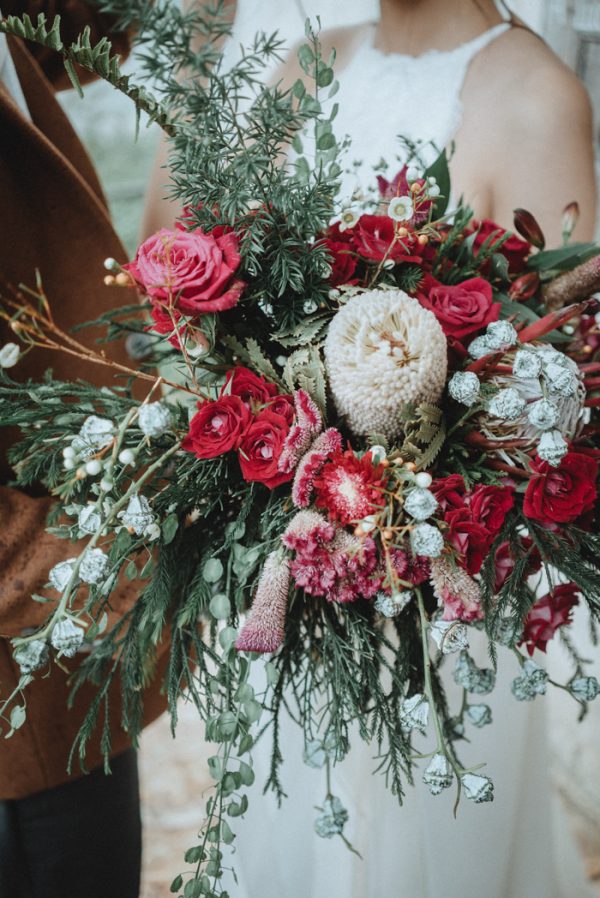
[375,0,504,56]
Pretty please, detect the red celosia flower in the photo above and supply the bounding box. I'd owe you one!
[313,449,388,525]
[520,583,580,655]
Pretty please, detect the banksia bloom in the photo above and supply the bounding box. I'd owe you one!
[430,556,482,622]
[291,428,343,507]
[235,551,290,653]
[324,289,447,441]
[278,389,323,474]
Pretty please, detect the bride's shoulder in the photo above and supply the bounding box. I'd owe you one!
[473,26,592,130]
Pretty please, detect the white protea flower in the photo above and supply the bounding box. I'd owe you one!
[448,371,480,406]
[423,753,453,795]
[400,693,429,732]
[476,343,585,466]
[410,523,444,558]
[79,548,109,585]
[51,619,85,658]
[537,430,568,466]
[14,639,49,674]
[324,289,447,441]
[430,620,469,654]
[49,558,77,592]
[374,589,413,618]
[70,416,115,459]
[404,487,438,521]
[461,773,494,803]
[78,505,102,535]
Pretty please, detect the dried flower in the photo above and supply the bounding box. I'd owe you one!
[138,401,173,438]
[430,620,469,654]
[527,399,559,431]
[484,320,518,351]
[400,693,429,732]
[487,387,526,421]
[14,640,49,674]
[513,349,542,379]
[325,289,447,441]
[569,676,600,702]
[461,773,494,803]
[410,523,444,558]
[423,754,453,795]
[50,619,85,658]
[453,651,495,695]
[314,796,349,838]
[537,430,568,467]
[78,505,102,535]
[279,389,323,474]
[374,589,412,618]
[448,371,480,405]
[511,659,548,701]
[79,548,109,585]
[71,416,115,459]
[49,558,77,592]
[466,704,492,728]
[118,494,156,536]
[404,488,438,522]
[235,552,290,653]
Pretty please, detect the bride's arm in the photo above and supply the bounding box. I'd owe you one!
[462,29,597,245]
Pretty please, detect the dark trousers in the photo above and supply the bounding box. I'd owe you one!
[0,748,141,898]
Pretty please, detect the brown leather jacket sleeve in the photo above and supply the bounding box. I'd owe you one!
[1,0,130,89]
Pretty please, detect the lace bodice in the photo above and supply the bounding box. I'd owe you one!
[330,22,510,201]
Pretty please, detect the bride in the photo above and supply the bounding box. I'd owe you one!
[143,1,598,896]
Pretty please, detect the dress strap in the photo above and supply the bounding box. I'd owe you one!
[457,22,512,67]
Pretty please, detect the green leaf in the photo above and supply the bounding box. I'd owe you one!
[125,560,138,581]
[209,593,231,620]
[527,242,597,272]
[161,513,179,545]
[10,706,26,731]
[297,43,315,73]
[317,133,336,151]
[63,56,83,97]
[170,874,183,893]
[424,148,450,218]
[183,880,202,898]
[238,761,255,786]
[220,820,235,844]
[203,558,224,583]
[218,626,238,651]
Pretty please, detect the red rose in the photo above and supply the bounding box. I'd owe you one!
[445,484,515,575]
[431,475,466,512]
[417,274,500,341]
[220,367,278,409]
[324,239,358,287]
[238,410,293,489]
[126,227,245,316]
[351,215,423,264]
[523,452,598,525]
[471,219,531,274]
[521,583,580,655]
[182,395,251,459]
[267,394,295,426]
[494,538,542,592]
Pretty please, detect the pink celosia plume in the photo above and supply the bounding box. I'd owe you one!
[235,552,291,653]
[278,390,323,474]
[430,556,483,623]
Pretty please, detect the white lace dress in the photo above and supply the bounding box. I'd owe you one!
[225,20,597,898]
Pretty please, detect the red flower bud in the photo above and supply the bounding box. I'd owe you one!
[562,201,580,242]
[513,208,545,250]
[509,272,540,302]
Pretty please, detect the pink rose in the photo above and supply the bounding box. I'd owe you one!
[126,227,245,316]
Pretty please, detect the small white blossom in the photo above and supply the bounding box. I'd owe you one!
[78,505,102,535]
[51,619,85,658]
[406,166,420,182]
[71,416,115,459]
[404,488,438,521]
[461,773,494,803]
[338,207,360,232]
[118,448,136,466]
[427,183,441,198]
[537,430,568,466]
[84,459,102,476]
[79,548,109,585]
[49,558,77,593]
[14,640,49,674]
[303,299,319,315]
[400,693,429,732]
[374,590,412,618]
[513,349,542,379]
[388,195,414,222]
[0,342,20,368]
[423,753,453,795]
[511,659,548,701]
[430,620,469,654]
[527,399,560,431]
[138,402,173,438]
[448,371,481,405]
[410,523,444,558]
[487,387,526,421]
[415,472,433,489]
[485,320,518,351]
[303,740,328,769]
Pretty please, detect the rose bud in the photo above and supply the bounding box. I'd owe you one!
[513,208,545,250]
[509,272,540,302]
[562,201,580,243]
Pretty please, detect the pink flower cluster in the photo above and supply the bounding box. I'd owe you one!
[282,510,383,604]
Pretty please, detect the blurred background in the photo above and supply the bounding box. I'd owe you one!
[58,1,600,894]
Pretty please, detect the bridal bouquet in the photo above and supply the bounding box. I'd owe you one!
[2,3,600,894]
